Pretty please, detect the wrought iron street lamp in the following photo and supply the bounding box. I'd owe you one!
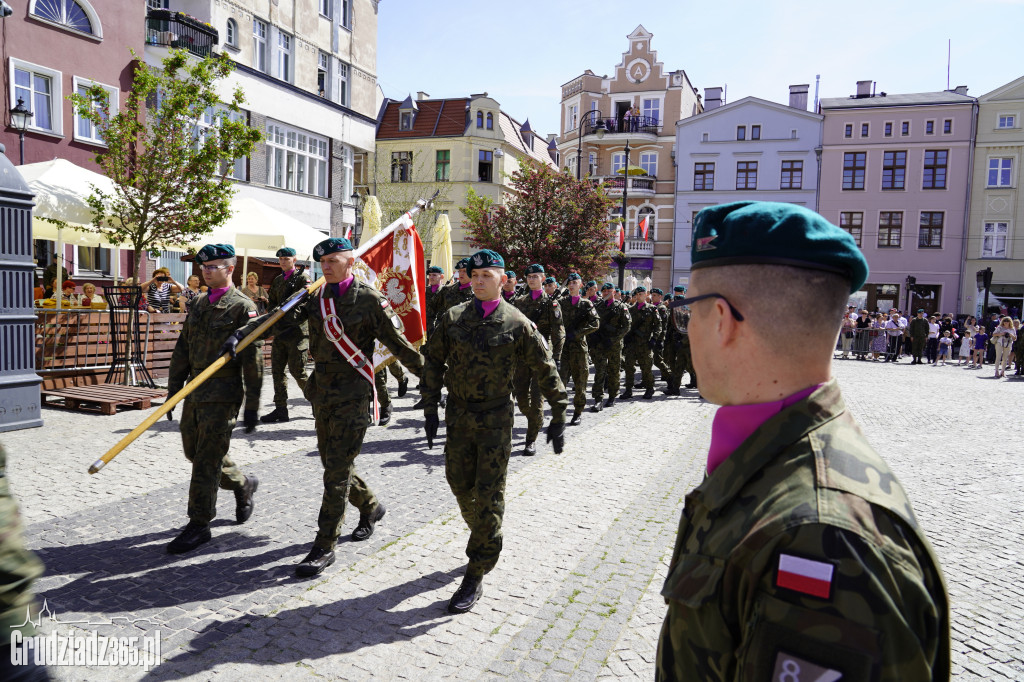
[350,191,362,245]
[615,139,632,289]
[575,111,605,180]
[9,97,32,165]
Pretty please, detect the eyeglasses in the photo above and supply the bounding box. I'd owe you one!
[200,264,227,272]
[675,293,745,321]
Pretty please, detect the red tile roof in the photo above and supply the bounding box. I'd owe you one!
[377,98,470,139]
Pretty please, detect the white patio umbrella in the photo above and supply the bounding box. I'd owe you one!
[430,213,453,278]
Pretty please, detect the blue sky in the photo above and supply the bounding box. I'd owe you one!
[377,0,1024,137]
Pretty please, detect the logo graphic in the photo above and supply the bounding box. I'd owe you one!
[696,236,718,252]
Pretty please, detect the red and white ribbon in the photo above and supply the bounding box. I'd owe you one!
[319,288,379,424]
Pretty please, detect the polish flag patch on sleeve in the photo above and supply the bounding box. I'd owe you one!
[248,310,258,318]
[775,554,834,599]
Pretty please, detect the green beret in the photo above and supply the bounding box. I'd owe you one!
[455,258,469,270]
[673,285,686,293]
[917,309,925,313]
[313,237,353,261]
[566,273,582,282]
[276,247,297,257]
[586,280,597,288]
[466,249,505,274]
[525,264,545,275]
[691,201,869,293]
[194,243,235,264]
[633,286,647,294]
[601,283,614,291]
[427,265,444,274]
[664,294,674,302]
[505,270,517,279]
[543,276,556,285]
[650,288,663,295]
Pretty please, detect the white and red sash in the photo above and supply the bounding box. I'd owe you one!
[318,287,380,423]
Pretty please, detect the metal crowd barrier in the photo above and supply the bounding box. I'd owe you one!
[835,327,886,359]
[35,309,152,376]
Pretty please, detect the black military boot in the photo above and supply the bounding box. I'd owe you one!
[397,377,409,398]
[412,397,425,409]
[259,406,289,423]
[522,441,537,457]
[167,521,211,554]
[642,388,655,400]
[591,398,603,413]
[352,502,386,541]
[448,574,484,614]
[296,545,335,577]
[633,381,643,389]
[665,384,681,396]
[569,410,582,426]
[234,474,259,524]
[604,396,615,408]
[378,406,392,426]
[619,389,633,400]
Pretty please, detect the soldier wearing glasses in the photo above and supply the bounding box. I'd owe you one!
[656,202,948,681]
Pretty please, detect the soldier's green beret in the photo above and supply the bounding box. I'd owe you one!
[313,237,353,261]
[505,270,517,279]
[601,283,614,291]
[664,294,674,302]
[276,247,297,257]
[651,288,663,295]
[633,286,647,294]
[543,276,556,285]
[691,201,869,293]
[566,273,582,282]
[525,264,545,275]
[586,280,597,288]
[917,308,925,313]
[427,265,444,274]
[455,258,469,270]
[466,249,505,274]
[673,285,686,293]
[194,243,235,264]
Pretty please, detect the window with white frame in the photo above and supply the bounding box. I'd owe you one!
[319,0,331,18]
[76,245,110,275]
[997,114,1016,129]
[334,60,349,106]
[566,103,578,131]
[988,158,1013,187]
[391,151,413,182]
[588,152,596,176]
[642,98,660,124]
[277,31,292,82]
[635,206,655,238]
[30,0,100,38]
[982,222,1008,258]
[195,106,247,180]
[611,152,625,175]
[265,122,329,197]
[566,155,577,176]
[73,76,117,145]
[253,19,267,73]
[639,152,657,176]
[340,0,352,29]
[340,144,353,199]
[225,18,237,47]
[11,60,62,135]
[317,52,329,98]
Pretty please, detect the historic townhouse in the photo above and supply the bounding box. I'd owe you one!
[819,81,975,314]
[672,86,823,287]
[963,75,1024,318]
[556,25,701,291]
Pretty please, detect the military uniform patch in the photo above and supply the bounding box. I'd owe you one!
[771,651,844,682]
[696,235,718,252]
[775,554,834,599]
[248,310,258,318]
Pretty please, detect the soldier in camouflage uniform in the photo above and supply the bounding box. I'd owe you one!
[260,247,312,424]
[422,249,567,614]
[589,283,631,410]
[500,271,518,302]
[434,258,475,320]
[0,444,48,681]
[423,265,445,337]
[657,201,948,681]
[542,276,560,300]
[908,309,929,364]
[620,286,661,400]
[166,244,262,554]
[373,361,409,426]
[649,288,670,386]
[228,237,424,577]
[664,285,696,395]
[558,274,600,425]
[513,264,565,456]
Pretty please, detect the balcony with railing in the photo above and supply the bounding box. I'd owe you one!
[592,175,657,196]
[145,10,219,58]
[623,239,655,256]
[584,115,661,139]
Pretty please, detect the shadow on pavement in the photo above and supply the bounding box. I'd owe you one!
[144,567,463,679]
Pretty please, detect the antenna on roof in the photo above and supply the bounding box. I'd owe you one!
[814,75,820,112]
[946,39,951,91]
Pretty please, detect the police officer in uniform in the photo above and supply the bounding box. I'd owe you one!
[513,264,565,456]
[166,244,262,554]
[421,249,567,614]
[259,247,312,424]
[656,201,948,681]
[227,238,424,576]
[558,273,600,425]
[620,286,661,400]
[590,283,631,410]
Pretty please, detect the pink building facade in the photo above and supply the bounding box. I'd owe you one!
[819,82,975,314]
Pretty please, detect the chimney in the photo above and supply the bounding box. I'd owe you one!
[416,91,430,101]
[788,84,809,111]
[954,85,968,96]
[704,86,723,111]
[855,80,873,98]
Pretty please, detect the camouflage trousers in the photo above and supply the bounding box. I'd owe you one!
[374,362,406,411]
[665,338,695,390]
[652,346,669,378]
[270,334,307,407]
[0,450,45,637]
[559,350,590,411]
[623,342,655,391]
[180,400,247,525]
[590,341,623,401]
[444,400,514,579]
[513,366,544,443]
[312,398,377,550]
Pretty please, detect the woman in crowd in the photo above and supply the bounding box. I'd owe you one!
[840,312,856,358]
[140,268,182,313]
[176,274,207,312]
[1013,319,1023,375]
[241,271,269,314]
[990,316,1017,378]
[81,282,98,306]
[869,313,888,360]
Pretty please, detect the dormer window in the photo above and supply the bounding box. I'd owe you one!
[477,111,484,128]
[398,94,418,132]
[486,113,493,130]
[400,112,414,131]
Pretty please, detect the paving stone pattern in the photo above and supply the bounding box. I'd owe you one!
[1,359,1021,680]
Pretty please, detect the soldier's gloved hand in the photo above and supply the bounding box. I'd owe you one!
[219,329,247,358]
[243,409,258,433]
[166,408,174,422]
[165,384,183,420]
[648,338,658,350]
[546,420,565,454]
[425,413,439,449]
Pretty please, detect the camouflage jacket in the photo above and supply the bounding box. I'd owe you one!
[267,267,313,341]
[243,279,423,407]
[654,303,669,344]
[422,299,568,422]
[168,287,263,406]
[0,445,44,636]
[665,308,690,346]
[513,291,565,360]
[592,298,632,349]
[908,317,930,341]
[435,281,475,321]
[560,295,600,354]
[656,380,949,682]
[623,302,661,348]
[424,283,443,335]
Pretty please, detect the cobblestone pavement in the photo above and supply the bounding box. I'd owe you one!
[2,358,1021,680]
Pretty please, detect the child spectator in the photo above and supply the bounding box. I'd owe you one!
[936,331,952,365]
[971,328,989,368]
[958,329,972,366]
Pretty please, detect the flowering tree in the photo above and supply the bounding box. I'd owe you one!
[462,160,617,280]
[69,49,261,279]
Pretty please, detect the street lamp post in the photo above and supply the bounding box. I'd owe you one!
[614,139,632,289]
[575,111,605,180]
[350,191,362,245]
[9,97,33,165]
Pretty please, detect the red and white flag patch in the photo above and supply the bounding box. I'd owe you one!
[776,554,834,599]
[248,310,258,318]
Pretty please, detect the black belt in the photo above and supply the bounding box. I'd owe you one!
[314,362,356,374]
[445,395,511,412]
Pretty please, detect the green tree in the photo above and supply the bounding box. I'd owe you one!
[462,160,617,280]
[68,49,261,280]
